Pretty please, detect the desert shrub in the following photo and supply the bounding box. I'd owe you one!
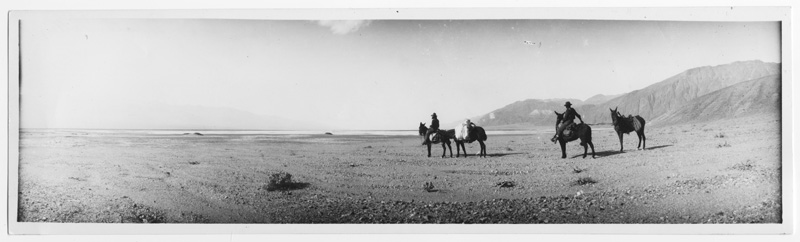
[717,142,731,148]
[732,160,755,171]
[572,167,585,173]
[423,182,435,192]
[188,161,200,165]
[505,147,513,151]
[714,133,726,138]
[572,177,597,186]
[495,181,515,188]
[265,172,294,191]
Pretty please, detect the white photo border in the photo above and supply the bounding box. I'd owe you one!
[5,5,794,236]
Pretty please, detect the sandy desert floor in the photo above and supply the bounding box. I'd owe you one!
[16,115,782,224]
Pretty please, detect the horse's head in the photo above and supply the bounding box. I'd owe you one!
[610,107,620,124]
[554,111,564,126]
[418,122,427,136]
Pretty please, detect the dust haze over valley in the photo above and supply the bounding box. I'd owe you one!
[13,16,786,227]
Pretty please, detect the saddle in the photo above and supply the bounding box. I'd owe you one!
[429,132,441,143]
[562,123,578,137]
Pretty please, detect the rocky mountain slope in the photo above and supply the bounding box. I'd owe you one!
[467,60,780,128]
[581,60,780,124]
[651,74,780,125]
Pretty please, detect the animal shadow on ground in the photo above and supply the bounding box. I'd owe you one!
[570,144,673,158]
[484,152,525,157]
[645,145,672,150]
[267,182,311,191]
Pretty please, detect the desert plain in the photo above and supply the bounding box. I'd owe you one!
[16,115,782,224]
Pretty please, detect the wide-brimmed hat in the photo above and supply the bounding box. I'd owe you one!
[431,113,437,117]
[564,101,572,107]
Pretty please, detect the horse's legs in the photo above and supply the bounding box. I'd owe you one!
[454,141,461,157]
[617,132,624,153]
[588,141,596,158]
[447,142,453,158]
[641,130,646,150]
[636,131,642,150]
[581,142,588,159]
[427,143,432,157]
[459,142,467,158]
[441,143,447,158]
[479,140,486,158]
[559,140,567,159]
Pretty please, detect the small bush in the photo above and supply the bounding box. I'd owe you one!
[423,182,435,192]
[714,133,726,138]
[572,177,597,186]
[188,161,200,165]
[265,172,293,191]
[732,160,755,171]
[717,142,731,148]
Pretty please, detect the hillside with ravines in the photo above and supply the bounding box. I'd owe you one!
[650,74,781,125]
[465,60,781,128]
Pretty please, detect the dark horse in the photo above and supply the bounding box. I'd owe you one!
[610,107,646,152]
[454,124,488,158]
[418,122,455,158]
[553,111,596,159]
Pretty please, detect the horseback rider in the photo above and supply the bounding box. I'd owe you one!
[423,113,440,145]
[552,101,584,143]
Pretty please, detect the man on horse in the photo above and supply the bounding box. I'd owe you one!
[423,113,440,145]
[552,101,584,143]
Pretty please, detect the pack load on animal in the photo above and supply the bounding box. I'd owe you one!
[454,119,473,142]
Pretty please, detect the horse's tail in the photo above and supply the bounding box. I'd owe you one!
[633,115,645,131]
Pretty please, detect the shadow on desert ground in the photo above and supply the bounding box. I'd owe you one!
[570,144,674,158]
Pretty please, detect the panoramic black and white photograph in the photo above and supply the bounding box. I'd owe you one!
[7,6,792,235]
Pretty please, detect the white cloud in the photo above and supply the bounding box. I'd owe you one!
[316,20,372,35]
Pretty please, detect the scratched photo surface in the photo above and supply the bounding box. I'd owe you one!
[16,18,782,224]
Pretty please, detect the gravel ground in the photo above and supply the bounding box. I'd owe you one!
[16,115,782,224]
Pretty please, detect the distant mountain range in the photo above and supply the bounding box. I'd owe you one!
[35,103,331,130]
[463,60,781,128]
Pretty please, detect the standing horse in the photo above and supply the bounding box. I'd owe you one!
[553,111,596,159]
[418,122,454,158]
[453,121,488,158]
[610,107,646,152]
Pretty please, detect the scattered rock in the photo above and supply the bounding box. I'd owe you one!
[572,177,597,186]
[495,181,516,188]
[423,182,435,192]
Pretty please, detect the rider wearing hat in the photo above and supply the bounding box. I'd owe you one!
[423,113,440,145]
[552,101,584,143]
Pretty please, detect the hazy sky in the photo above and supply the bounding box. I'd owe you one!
[20,19,780,130]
